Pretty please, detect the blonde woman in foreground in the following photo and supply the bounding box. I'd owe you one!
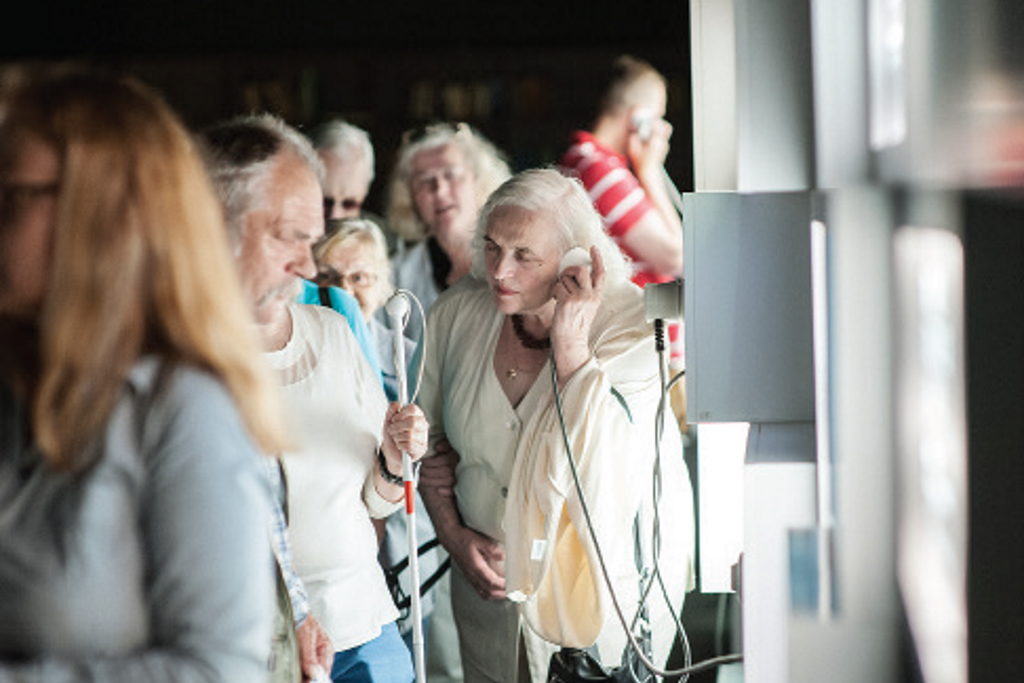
[0,65,285,682]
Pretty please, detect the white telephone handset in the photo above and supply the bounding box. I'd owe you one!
[558,247,592,277]
[631,107,655,142]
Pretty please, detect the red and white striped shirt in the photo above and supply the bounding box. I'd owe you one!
[560,131,683,363]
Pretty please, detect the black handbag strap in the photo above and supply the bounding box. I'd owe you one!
[382,537,451,612]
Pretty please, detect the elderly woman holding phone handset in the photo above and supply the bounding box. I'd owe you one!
[417,168,695,683]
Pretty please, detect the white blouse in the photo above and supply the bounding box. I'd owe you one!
[265,303,401,652]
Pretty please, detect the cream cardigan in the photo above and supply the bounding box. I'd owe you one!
[421,277,694,666]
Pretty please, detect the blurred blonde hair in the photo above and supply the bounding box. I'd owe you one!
[385,122,511,242]
[314,217,394,315]
[0,65,290,469]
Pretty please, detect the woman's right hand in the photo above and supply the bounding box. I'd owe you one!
[551,245,605,386]
[445,525,507,601]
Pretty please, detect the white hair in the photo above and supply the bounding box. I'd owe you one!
[470,167,629,285]
[201,113,325,241]
[310,118,375,182]
[386,122,511,242]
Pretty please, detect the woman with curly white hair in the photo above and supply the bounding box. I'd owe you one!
[385,122,511,339]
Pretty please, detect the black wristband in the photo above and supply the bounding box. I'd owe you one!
[377,448,404,486]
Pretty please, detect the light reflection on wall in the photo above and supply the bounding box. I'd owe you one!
[894,226,968,683]
[868,0,907,151]
[698,422,750,593]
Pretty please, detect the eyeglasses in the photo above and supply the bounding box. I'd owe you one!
[401,121,470,147]
[323,196,363,216]
[315,268,377,290]
[0,180,60,227]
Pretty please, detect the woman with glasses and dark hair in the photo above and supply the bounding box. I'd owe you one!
[0,65,285,682]
[384,122,512,340]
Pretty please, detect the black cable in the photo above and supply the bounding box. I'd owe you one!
[653,319,666,354]
[549,348,742,680]
[649,319,691,682]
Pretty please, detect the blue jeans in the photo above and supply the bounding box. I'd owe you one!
[399,617,430,656]
[330,622,415,683]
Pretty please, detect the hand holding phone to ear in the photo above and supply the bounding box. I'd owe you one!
[632,108,655,142]
[551,245,604,386]
[558,246,592,279]
[627,107,672,179]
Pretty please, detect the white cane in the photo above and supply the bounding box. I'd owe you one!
[385,292,426,683]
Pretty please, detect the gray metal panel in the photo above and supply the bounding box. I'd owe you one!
[736,0,816,191]
[684,191,815,423]
[811,0,870,188]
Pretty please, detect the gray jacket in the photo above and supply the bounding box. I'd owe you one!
[0,358,274,683]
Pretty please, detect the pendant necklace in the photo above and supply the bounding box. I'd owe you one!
[506,315,550,380]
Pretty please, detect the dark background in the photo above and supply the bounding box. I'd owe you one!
[4,0,690,56]
[1,0,695,214]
